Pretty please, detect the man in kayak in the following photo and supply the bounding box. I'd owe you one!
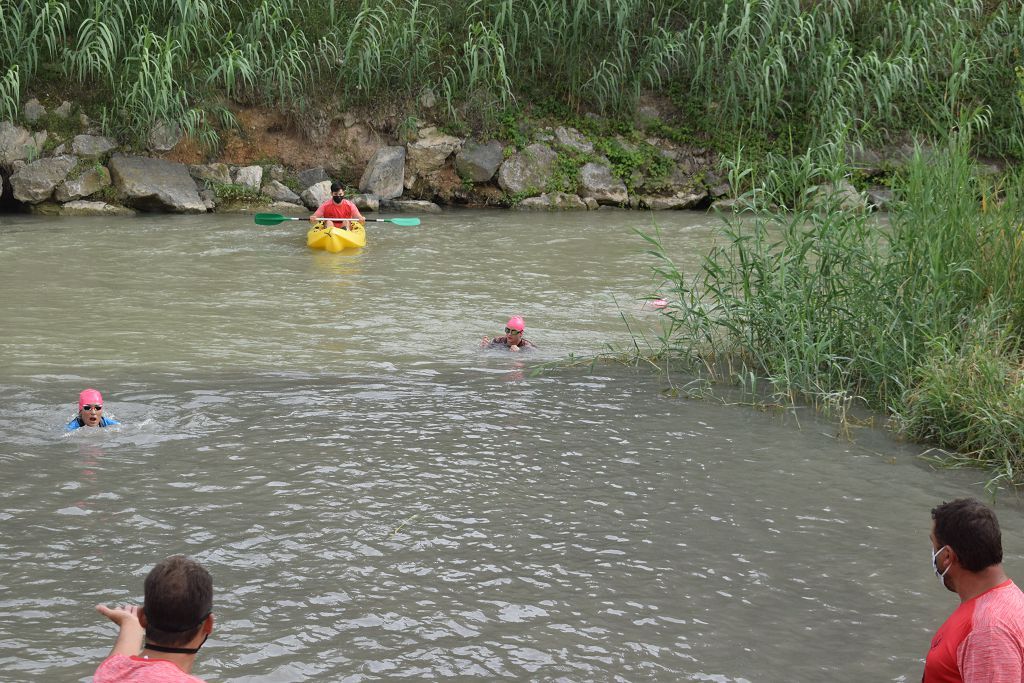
[923,497,1024,681]
[310,182,365,230]
[66,388,120,430]
[481,316,536,352]
[94,555,215,683]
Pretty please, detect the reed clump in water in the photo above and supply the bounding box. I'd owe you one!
[645,129,1024,487]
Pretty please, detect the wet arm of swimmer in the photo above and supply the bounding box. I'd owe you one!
[96,604,145,656]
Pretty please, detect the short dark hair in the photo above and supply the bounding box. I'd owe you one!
[931,498,1003,572]
[143,555,213,646]
[330,181,344,193]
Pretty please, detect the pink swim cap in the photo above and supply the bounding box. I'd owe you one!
[79,388,103,409]
[506,316,525,332]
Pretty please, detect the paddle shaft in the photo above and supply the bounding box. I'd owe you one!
[254,213,420,226]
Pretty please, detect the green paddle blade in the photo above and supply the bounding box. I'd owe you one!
[254,213,288,225]
[387,217,421,226]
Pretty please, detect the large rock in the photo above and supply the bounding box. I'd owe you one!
[380,199,442,213]
[261,179,300,204]
[517,192,587,210]
[300,180,331,210]
[55,165,112,202]
[866,187,894,211]
[808,180,868,213]
[638,192,706,210]
[23,98,46,123]
[147,120,182,152]
[71,134,118,158]
[296,167,330,190]
[497,143,557,195]
[266,201,306,214]
[11,155,78,204]
[60,200,135,216]
[554,126,593,153]
[405,127,461,187]
[0,122,47,165]
[189,163,231,185]
[580,162,628,205]
[359,146,406,199]
[108,155,206,212]
[233,165,263,191]
[330,123,385,178]
[351,194,380,212]
[455,140,504,183]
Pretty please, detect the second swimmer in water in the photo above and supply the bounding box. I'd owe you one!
[481,316,536,352]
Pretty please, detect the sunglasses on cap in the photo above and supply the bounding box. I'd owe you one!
[505,327,522,334]
[81,404,103,411]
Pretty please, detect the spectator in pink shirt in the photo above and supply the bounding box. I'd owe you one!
[923,498,1024,682]
[94,555,215,682]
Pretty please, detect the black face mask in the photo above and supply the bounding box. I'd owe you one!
[332,195,344,204]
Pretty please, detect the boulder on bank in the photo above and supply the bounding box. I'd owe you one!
[71,134,118,158]
[554,126,593,154]
[456,140,504,183]
[381,198,442,213]
[498,143,557,196]
[0,122,47,166]
[11,155,78,203]
[23,98,46,123]
[261,179,301,204]
[108,155,206,213]
[638,191,707,210]
[55,165,111,202]
[60,200,135,216]
[360,146,406,200]
[297,166,330,190]
[405,128,461,189]
[301,180,331,210]
[189,163,232,185]
[580,162,628,205]
[233,165,262,191]
[517,191,588,210]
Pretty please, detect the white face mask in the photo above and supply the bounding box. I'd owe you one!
[932,545,951,582]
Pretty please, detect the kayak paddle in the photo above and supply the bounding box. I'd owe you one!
[254,213,421,227]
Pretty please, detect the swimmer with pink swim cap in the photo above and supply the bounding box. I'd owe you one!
[481,315,537,352]
[67,388,121,431]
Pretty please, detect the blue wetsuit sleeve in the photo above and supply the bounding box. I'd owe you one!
[66,417,83,431]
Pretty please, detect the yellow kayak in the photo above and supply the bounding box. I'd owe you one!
[306,220,366,252]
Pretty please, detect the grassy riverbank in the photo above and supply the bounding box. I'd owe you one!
[645,131,1024,488]
[2,1,1022,164]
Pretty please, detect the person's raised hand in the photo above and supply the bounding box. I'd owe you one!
[96,603,142,627]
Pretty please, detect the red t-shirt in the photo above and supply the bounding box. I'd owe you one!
[312,199,361,227]
[924,580,1024,682]
[94,654,207,682]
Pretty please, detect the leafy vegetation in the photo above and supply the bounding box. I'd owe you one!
[643,125,1024,487]
[1,1,1019,163]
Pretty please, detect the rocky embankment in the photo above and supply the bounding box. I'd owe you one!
[0,98,945,217]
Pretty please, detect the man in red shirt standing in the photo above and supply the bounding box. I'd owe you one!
[924,498,1024,682]
[94,555,215,682]
[310,181,365,229]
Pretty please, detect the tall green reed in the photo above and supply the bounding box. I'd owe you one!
[646,126,1024,485]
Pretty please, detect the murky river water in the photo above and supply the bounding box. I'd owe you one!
[1,209,1020,682]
